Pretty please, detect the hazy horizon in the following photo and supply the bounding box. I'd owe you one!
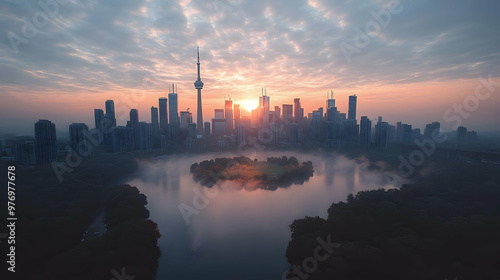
[1,0,499,136]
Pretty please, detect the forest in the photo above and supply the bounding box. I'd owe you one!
[189,156,314,191]
[285,162,500,280]
[0,153,161,280]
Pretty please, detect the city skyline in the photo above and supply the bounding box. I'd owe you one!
[1,0,500,136]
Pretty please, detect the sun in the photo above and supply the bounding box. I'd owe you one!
[239,99,259,112]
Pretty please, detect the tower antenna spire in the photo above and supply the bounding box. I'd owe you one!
[194,46,205,135]
[197,46,201,80]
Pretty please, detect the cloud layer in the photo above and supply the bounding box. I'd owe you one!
[0,0,499,134]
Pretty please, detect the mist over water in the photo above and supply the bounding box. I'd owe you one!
[127,152,396,280]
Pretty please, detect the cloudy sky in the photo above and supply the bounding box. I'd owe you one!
[0,0,499,136]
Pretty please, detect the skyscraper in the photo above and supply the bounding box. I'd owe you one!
[348,95,357,120]
[225,99,233,133]
[151,106,159,131]
[138,122,152,151]
[259,89,270,126]
[360,116,372,147]
[212,118,227,137]
[129,109,139,127]
[168,84,179,138]
[69,123,89,157]
[180,111,193,129]
[204,121,211,136]
[274,106,281,122]
[187,123,197,139]
[282,104,293,124]
[311,110,322,140]
[94,109,104,131]
[159,97,168,129]
[129,109,140,149]
[294,98,302,123]
[35,120,57,164]
[214,109,224,119]
[375,117,388,149]
[236,125,245,146]
[105,100,116,127]
[194,47,204,135]
[234,104,241,127]
[326,90,335,109]
[15,137,36,165]
[424,122,441,138]
[151,106,159,148]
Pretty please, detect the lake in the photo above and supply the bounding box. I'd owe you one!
[126,151,396,280]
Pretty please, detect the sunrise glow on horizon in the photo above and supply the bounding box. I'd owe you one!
[0,0,499,136]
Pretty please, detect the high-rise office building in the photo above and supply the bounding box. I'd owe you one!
[212,118,226,137]
[35,120,57,164]
[168,84,179,138]
[401,124,413,145]
[159,97,168,129]
[289,123,302,144]
[129,109,139,127]
[94,109,104,131]
[251,108,259,128]
[340,119,357,145]
[204,121,211,136]
[236,125,245,146]
[129,109,139,149]
[69,123,89,157]
[326,105,337,122]
[225,99,233,132]
[15,138,36,165]
[187,123,197,139]
[105,100,116,127]
[348,95,357,120]
[194,47,204,135]
[270,122,280,143]
[375,117,389,149]
[282,104,293,124]
[180,111,193,129]
[259,89,270,126]
[326,90,335,109]
[360,116,371,147]
[274,106,280,122]
[396,122,402,143]
[151,107,159,131]
[311,110,322,140]
[111,126,133,152]
[151,106,159,148]
[388,124,397,143]
[294,98,302,123]
[424,122,440,138]
[411,128,421,142]
[214,109,224,119]
[138,122,152,151]
[234,104,241,127]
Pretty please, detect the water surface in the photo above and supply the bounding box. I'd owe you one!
[127,152,395,280]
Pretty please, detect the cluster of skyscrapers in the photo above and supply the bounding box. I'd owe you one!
[0,49,480,165]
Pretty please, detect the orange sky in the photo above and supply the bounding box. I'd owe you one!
[1,77,498,137]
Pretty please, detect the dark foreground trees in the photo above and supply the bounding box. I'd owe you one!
[285,163,500,280]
